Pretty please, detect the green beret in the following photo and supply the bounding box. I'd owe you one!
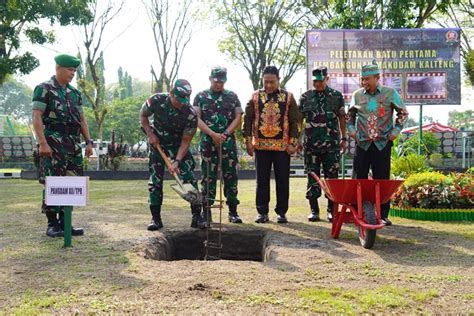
[54,54,81,68]
[361,64,380,77]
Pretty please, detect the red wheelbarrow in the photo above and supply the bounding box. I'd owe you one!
[309,172,404,249]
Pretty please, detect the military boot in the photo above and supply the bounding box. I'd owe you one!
[58,209,84,236]
[307,198,320,222]
[45,210,64,238]
[201,202,212,227]
[191,204,205,229]
[147,205,163,231]
[327,198,334,222]
[228,204,243,223]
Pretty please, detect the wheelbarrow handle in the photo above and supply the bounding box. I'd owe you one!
[309,171,325,188]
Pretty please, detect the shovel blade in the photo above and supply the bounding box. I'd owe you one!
[171,183,202,204]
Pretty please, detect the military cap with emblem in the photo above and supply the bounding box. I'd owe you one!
[312,66,328,81]
[210,66,227,82]
[172,79,192,105]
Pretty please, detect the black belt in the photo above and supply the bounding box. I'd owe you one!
[46,124,81,136]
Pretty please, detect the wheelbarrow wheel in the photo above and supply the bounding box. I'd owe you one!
[359,201,376,249]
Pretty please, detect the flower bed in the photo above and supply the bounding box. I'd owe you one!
[392,169,473,221]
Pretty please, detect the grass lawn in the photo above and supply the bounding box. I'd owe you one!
[0,178,472,314]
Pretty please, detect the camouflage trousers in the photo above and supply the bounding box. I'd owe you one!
[39,131,83,213]
[148,146,198,206]
[304,150,340,199]
[200,137,239,207]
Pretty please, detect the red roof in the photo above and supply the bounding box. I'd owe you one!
[402,122,459,134]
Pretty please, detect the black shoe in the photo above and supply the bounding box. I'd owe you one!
[327,211,333,223]
[70,226,84,236]
[59,222,84,236]
[228,214,243,224]
[381,218,392,226]
[255,214,269,223]
[202,212,212,226]
[308,212,320,222]
[147,218,163,231]
[58,212,84,236]
[46,225,64,238]
[277,215,288,224]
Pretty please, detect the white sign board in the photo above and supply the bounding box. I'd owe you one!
[45,176,89,206]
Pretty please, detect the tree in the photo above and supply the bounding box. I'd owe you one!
[448,110,474,130]
[0,0,92,84]
[303,0,456,29]
[114,66,133,100]
[0,76,33,123]
[466,49,474,86]
[404,117,418,128]
[106,95,147,146]
[76,0,124,140]
[433,0,473,85]
[143,0,197,93]
[403,131,441,156]
[215,0,307,89]
[422,115,434,124]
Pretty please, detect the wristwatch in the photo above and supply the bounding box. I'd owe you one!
[341,137,347,141]
[174,159,181,164]
[223,130,231,138]
[85,139,94,146]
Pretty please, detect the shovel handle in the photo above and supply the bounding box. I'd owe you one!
[155,143,184,186]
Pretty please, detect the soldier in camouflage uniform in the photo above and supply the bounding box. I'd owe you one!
[193,67,243,224]
[298,66,347,222]
[140,79,204,230]
[32,54,93,238]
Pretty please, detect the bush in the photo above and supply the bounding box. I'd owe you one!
[448,169,474,207]
[401,131,440,156]
[239,157,249,170]
[391,153,431,178]
[393,170,473,209]
[429,153,444,167]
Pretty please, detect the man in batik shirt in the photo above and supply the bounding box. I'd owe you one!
[347,63,408,225]
[242,66,299,224]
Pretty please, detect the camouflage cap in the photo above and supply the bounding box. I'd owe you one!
[54,54,81,68]
[210,66,227,82]
[361,63,380,77]
[312,66,328,81]
[172,79,192,104]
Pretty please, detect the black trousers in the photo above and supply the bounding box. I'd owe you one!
[352,142,392,218]
[255,150,290,216]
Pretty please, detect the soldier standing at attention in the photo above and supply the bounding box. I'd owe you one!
[298,66,347,222]
[347,63,408,226]
[32,54,93,238]
[242,65,299,224]
[140,79,205,230]
[193,67,243,224]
